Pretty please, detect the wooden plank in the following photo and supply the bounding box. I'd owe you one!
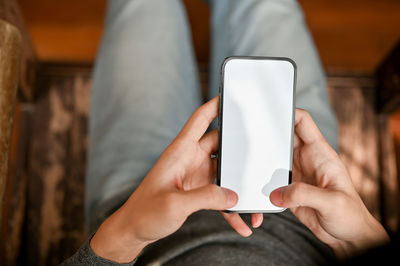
[17,0,400,73]
[22,63,91,265]
[328,75,399,233]
[0,103,32,266]
[328,75,382,220]
[0,0,36,100]
[375,40,400,232]
[17,0,106,63]
[298,0,400,72]
[0,20,21,263]
[377,116,399,233]
[183,0,210,63]
[376,40,400,113]
[390,110,400,232]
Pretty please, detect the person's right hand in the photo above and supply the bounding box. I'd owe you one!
[270,109,389,258]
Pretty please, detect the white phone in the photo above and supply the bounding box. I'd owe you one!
[217,56,296,213]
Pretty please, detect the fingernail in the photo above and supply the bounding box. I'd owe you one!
[224,188,238,206]
[270,186,286,206]
[244,228,253,237]
[252,216,262,228]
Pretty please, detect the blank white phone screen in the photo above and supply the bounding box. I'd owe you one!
[219,58,295,212]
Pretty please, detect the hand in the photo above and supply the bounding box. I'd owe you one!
[270,109,389,258]
[90,96,262,263]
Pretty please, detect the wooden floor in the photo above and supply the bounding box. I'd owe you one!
[17,0,400,73]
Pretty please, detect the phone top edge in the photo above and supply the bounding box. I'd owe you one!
[222,56,297,71]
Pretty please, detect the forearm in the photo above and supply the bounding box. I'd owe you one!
[351,215,389,254]
[331,211,390,259]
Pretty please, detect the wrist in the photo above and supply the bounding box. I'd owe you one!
[349,214,390,255]
[362,215,389,247]
[90,207,149,263]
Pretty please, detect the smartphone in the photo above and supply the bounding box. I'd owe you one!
[217,56,296,213]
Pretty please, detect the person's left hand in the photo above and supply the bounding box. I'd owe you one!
[90,96,263,263]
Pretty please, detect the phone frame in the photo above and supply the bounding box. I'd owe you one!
[216,56,297,213]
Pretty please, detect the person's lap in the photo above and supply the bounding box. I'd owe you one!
[86,0,338,263]
[86,0,201,230]
[135,211,335,265]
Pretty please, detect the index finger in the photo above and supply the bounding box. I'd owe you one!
[178,96,220,141]
[294,109,325,145]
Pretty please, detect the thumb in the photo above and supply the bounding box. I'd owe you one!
[270,182,330,211]
[181,184,238,214]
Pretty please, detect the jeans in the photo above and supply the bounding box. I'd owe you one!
[86,0,338,232]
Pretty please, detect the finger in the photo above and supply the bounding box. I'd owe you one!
[293,132,302,149]
[180,184,237,214]
[199,129,219,154]
[270,182,331,211]
[294,109,325,145]
[250,213,263,228]
[220,212,252,237]
[178,96,219,141]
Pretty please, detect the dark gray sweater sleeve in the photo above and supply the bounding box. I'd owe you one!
[61,234,136,266]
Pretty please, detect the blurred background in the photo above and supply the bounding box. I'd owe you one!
[0,0,400,265]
